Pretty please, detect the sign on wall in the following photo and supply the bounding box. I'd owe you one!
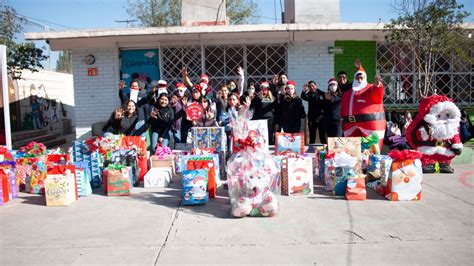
[119,49,160,95]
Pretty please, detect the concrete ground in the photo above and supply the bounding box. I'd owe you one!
[1,163,473,265]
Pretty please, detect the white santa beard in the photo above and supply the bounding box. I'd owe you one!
[352,80,368,91]
[430,122,458,140]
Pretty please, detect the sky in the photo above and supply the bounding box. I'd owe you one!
[6,0,474,69]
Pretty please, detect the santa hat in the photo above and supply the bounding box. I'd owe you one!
[157,80,167,88]
[406,95,460,147]
[200,74,209,83]
[260,81,270,88]
[328,78,338,86]
[287,80,296,89]
[354,66,367,80]
[157,87,168,95]
[176,82,186,90]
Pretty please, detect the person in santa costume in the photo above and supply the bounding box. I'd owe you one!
[340,59,386,149]
[406,95,463,173]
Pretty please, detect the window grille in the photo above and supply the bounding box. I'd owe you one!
[377,43,473,109]
[161,44,287,91]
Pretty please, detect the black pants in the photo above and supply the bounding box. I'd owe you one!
[280,121,301,134]
[325,120,342,138]
[266,118,275,145]
[308,118,326,144]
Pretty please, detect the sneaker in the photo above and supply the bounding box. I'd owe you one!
[422,164,436,173]
[439,163,454,173]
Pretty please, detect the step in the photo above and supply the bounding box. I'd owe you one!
[12,133,58,149]
[43,138,67,149]
[11,129,48,142]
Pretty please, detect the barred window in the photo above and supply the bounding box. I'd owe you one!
[161,44,287,91]
[377,43,473,109]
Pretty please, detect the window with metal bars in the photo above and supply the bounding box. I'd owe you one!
[161,44,287,91]
[377,43,474,109]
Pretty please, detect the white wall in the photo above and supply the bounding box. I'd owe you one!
[288,41,335,105]
[71,48,120,139]
[16,70,75,135]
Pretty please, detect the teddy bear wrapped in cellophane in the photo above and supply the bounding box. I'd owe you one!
[227,108,280,218]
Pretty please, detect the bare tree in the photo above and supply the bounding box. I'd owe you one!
[384,0,471,98]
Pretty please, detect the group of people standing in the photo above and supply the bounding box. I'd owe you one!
[102,66,353,153]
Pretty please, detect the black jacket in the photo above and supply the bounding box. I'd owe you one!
[149,106,174,136]
[276,96,306,125]
[323,93,342,122]
[102,111,140,136]
[301,89,325,121]
[251,96,276,120]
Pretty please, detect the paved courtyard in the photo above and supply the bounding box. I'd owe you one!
[1,163,473,265]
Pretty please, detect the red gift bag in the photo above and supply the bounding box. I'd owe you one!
[1,170,10,204]
[187,160,216,198]
[47,154,70,163]
[120,136,148,181]
[345,175,367,200]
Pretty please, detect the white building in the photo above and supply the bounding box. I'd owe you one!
[24,8,474,139]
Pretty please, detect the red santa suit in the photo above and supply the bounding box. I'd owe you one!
[406,95,463,169]
[340,66,386,149]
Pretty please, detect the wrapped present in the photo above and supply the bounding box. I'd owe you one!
[360,133,380,170]
[144,167,173,188]
[176,154,220,180]
[0,146,13,161]
[1,161,18,201]
[190,127,227,152]
[108,149,139,186]
[45,165,78,206]
[232,120,269,153]
[367,155,392,182]
[332,151,361,196]
[281,156,313,196]
[366,180,389,198]
[121,136,148,181]
[150,155,176,176]
[346,174,367,200]
[105,165,131,196]
[323,154,336,192]
[313,145,327,182]
[47,154,70,164]
[227,108,280,217]
[328,137,362,160]
[19,141,47,158]
[74,162,92,196]
[274,132,304,155]
[187,160,216,198]
[191,148,216,155]
[387,150,423,201]
[72,140,103,189]
[25,160,47,194]
[182,169,208,205]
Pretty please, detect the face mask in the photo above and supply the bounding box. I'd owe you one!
[248,87,255,94]
[329,84,337,92]
[178,89,185,97]
[229,84,236,90]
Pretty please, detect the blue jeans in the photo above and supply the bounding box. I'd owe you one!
[133,120,148,138]
[151,131,170,155]
[172,130,181,147]
[32,112,41,130]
